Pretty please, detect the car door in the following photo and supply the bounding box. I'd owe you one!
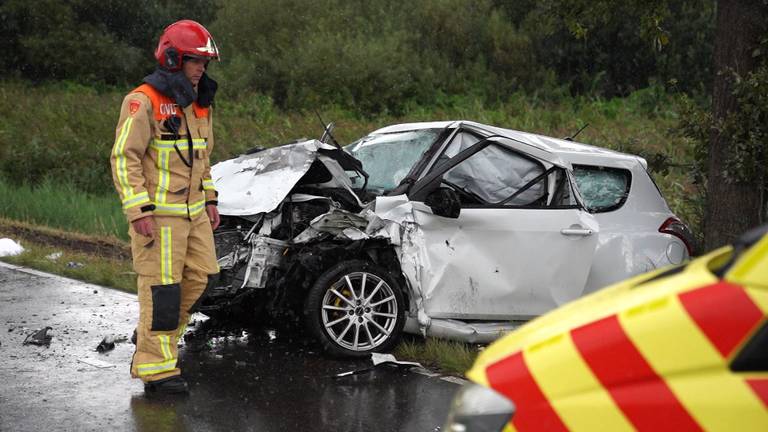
[407,131,599,320]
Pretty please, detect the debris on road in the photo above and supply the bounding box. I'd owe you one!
[333,353,423,379]
[0,238,24,257]
[23,327,53,347]
[95,335,129,353]
[46,251,63,261]
[77,358,116,369]
[96,336,116,353]
[371,352,422,368]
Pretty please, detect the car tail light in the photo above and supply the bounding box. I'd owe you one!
[659,217,697,256]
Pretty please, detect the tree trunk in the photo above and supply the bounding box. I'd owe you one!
[704,0,766,249]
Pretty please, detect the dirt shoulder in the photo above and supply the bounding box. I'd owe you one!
[0,218,130,260]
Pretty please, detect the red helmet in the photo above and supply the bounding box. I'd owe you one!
[154,20,220,71]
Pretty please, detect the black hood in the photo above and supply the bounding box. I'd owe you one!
[143,69,218,108]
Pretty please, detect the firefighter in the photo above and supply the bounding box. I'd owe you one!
[110,20,221,394]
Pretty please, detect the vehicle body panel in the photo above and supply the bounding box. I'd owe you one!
[566,151,689,292]
[463,229,768,431]
[213,140,359,217]
[414,208,598,320]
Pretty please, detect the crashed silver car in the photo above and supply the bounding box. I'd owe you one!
[202,121,695,357]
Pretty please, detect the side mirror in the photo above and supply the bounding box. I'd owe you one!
[425,187,461,218]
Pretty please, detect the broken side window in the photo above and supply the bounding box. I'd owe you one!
[549,169,580,207]
[346,130,441,193]
[572,165,631,212]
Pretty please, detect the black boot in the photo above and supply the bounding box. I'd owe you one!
[144,376,189,395]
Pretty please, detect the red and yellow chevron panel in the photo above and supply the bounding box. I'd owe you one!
[679,281,764,358]
[487,351,569,431]
[482,281,768,432]
[747,379,768,408]
[572,315,702,430]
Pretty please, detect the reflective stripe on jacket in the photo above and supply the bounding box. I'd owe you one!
[110,84,217,222]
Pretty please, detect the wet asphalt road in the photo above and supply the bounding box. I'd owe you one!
[0,262,461,432]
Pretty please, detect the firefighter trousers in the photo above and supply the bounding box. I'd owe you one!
[129,213,218,382]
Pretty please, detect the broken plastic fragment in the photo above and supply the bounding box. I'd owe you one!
[333,353,423,378]
[77,358,116,369]
[96,335,116,353]
[370,352,422,368]
[46,252,63,261]
[23,327,53,347]
[0,238,24,257]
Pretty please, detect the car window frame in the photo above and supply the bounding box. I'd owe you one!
[410,135,582,210]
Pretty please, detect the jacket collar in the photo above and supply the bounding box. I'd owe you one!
[143,69,218,108]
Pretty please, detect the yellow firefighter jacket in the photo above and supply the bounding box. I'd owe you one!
[111,84,217,223]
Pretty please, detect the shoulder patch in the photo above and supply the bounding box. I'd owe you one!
[128,99,142,116]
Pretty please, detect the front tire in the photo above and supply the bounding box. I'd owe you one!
[304,260,405,357]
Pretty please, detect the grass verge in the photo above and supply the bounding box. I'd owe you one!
[395,335,481,376]
[0,177,128,241]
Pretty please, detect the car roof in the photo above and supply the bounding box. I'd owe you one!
[369,120,646,169]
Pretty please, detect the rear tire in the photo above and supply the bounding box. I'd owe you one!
[304,260,405,357]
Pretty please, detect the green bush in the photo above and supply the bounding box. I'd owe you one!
[1,0,716,113]
[213,0,553,114]
[0,0,217,84]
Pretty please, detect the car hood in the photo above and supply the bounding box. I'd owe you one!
[465,247,728,385]
[211,140,359,216]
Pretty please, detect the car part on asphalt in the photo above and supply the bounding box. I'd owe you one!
[96,335,128,353]
[333,353,422,378]
[23,327,52,347]
[77,357,116,369]
[96,335,116,353]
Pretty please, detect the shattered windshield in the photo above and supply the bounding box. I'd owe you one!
[346,129,441,192]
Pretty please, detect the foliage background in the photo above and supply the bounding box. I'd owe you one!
[0,0,716,107]
[0,0,727,240]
